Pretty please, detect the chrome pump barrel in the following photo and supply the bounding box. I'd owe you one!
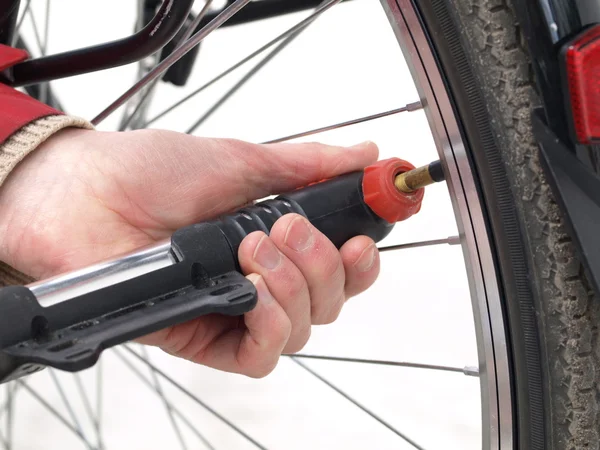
[28,240,177,307]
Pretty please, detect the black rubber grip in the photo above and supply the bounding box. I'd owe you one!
[0,170,396,381]
[171,171,394,278]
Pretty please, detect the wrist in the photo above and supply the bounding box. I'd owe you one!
[0,115,94,185]
[0,117,94,275]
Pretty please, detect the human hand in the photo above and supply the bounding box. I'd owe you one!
[0,128,381,377]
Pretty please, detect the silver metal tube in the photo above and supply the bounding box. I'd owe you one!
[28,240,177,307]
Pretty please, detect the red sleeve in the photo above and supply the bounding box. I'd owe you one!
[0,44,62,145]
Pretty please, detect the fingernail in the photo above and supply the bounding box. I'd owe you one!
[247,274,275,304]
[253,235,282,270]
[284,217,313,252]
[348,141,373,150]
[354,245,377,272]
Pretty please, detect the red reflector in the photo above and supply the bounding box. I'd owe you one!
[564,25,600,145]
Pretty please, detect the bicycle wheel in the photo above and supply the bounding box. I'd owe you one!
[2,0,595,449]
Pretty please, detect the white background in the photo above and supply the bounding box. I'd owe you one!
[9,1,481,448]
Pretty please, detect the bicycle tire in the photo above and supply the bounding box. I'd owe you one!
[414,0,598,448]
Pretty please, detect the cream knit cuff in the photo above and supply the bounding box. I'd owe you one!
[0,114,94,186]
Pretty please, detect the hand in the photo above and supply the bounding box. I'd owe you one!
[0,128,381,377]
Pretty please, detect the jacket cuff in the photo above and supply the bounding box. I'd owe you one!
[0,114,94,186]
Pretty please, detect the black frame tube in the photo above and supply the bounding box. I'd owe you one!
[3,0,194,86]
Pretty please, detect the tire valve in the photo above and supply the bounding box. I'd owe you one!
[394,160,445,193]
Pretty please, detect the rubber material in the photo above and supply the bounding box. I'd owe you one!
[0,272,254,382]
[416,0,599,448]
[206,170,397,275]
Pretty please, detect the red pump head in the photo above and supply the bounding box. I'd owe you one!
[362,158,425,223]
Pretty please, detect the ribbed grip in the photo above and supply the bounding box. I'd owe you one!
[213,198,305,262]
[187,171,395,275]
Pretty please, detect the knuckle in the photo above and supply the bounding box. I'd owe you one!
[286,325,311,354]
[284,272,309,300]
[274,313,293,343]
[245,357,280,379]
[312,293,345,325]
[270,213,301,242]
[321,249,344,282]
[242,230,267,248]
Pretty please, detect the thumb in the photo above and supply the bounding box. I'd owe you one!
[99,130,379,227]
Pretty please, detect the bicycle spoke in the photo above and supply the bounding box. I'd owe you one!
[42,0,50,54]
[184,29,298,134]
[263,102,422,144]
[49,370,93,450]
[136,0,145,30]
[3,384,13,450]
[93,0,254,126]
[285,354,479,376]
[378,236,460,253]
[26,7,43,54]
[0,385,17,423]
[0,384,17,449]
[142,0,343,128]
[6,385,13,450]
[112,348,215,450]
[290,357,426,450]
[120,0,216,131]
[74,373,104,450]
[140,347,189,450]
[96,361,103,449]
[122,345,266,449]
[20,2,56,106]
[0,426,7,450]
[38,0,51,103]
[12,0,32,46]
[17,381,96,449]
[186,0,330,134]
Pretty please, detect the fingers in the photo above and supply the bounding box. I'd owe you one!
[93,131,379,230]
[189,274,292,378]
[238,216,380,353]
[238,230,312,354]
[234,140,380,200]
[146,225,380,378]
[193,234,379,377]
[339,236,380,298]
[268,214,346,325]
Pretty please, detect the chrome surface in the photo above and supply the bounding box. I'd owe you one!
[381,0,513,448]
[28,240,176,307]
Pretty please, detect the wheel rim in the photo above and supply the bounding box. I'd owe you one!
[5,1,513,448]
[380,1,513,448]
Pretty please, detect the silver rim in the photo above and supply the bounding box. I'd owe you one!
[7,1,513,448]
[380,1,512,448]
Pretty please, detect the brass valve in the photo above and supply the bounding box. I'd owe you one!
[394,160,444,193]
